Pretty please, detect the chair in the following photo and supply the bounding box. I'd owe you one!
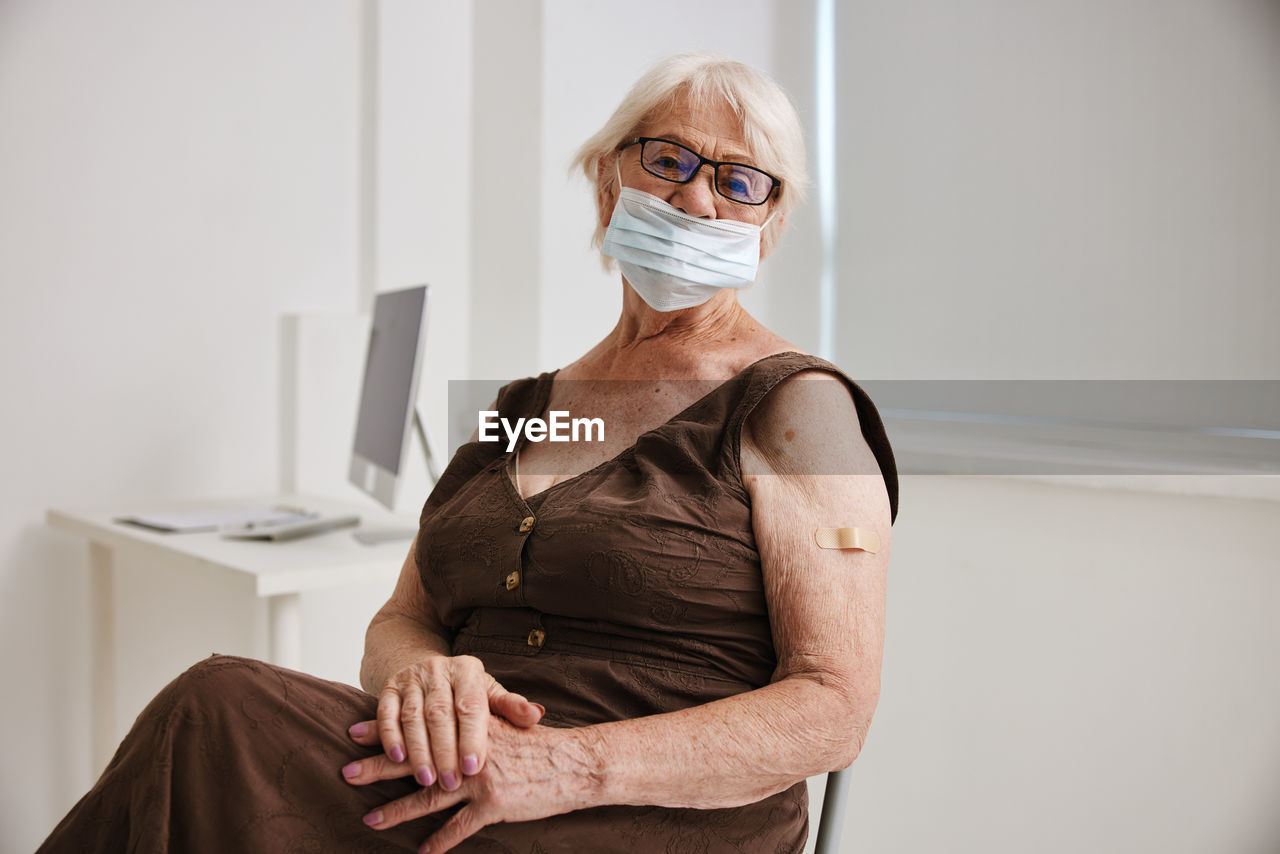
[812,767,851,854]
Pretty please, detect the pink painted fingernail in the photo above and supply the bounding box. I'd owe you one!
[362,810,382,827]
[342,762,361,779]
[415,766,435,787]
[441,771,459,791]
[349,723,368,738]
[389,745,405,764]
[462,754,478,775]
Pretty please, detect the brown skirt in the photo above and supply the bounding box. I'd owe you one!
[38,656,808,853]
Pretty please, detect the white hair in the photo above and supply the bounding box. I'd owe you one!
[571,52,809,262]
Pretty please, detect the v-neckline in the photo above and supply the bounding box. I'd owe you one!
[502,350,809,508]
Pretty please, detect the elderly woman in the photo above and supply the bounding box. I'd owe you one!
[39,53,897,854]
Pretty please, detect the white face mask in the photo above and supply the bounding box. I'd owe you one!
[601,185,774,312]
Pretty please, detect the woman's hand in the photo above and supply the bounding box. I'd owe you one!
[360,655,545,791]
[344,714,600,854]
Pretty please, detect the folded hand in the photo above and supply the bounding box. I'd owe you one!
[367,655,544,791]
[343,714,598,853]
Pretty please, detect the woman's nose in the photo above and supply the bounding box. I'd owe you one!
[668,164,719,218]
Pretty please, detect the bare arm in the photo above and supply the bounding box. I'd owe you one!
[361,397,497,692]
[359,532,453,694]
[573,370,892,808]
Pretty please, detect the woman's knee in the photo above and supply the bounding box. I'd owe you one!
[152,655,286,722]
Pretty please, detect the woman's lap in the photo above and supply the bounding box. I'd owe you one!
[38,654,436,853]
[39,654,809,853]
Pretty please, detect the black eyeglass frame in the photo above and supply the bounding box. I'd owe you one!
[619,137,781,206]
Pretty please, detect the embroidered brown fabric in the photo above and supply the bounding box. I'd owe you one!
[38,352,898,853]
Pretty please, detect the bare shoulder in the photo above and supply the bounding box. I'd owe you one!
[742,369,864,472]
[741,368,891,527]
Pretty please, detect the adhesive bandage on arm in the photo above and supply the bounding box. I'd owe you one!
[814,527,880,554]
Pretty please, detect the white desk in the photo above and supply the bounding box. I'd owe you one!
[46,494,416,774]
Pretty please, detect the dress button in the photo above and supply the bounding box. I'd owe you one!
[518,516,535,533]
[527,628,546,648]
[505,570,521,591]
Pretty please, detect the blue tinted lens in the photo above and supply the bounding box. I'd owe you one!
[717,165,773,204]
[641,140,700,181]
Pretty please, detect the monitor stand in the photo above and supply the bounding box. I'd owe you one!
[353,407,441,545]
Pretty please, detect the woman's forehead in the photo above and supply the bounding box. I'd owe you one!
[637,95,752,161]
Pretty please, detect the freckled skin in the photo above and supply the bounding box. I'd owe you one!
[351,91,892,853]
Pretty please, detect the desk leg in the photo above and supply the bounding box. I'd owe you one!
[89,542,116,778]
[268,593,302,671]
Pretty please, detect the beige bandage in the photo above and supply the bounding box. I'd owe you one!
[815,527,879,554]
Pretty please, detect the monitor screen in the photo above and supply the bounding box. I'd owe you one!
[349,285,429,508]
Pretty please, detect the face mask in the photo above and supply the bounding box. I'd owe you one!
[601,184,774,312]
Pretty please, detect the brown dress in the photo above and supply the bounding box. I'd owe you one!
[38,352,899,854]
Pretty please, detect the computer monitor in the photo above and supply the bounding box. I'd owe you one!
[348,284,439,512]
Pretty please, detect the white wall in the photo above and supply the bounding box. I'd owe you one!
[0,1,472,849]
[859,476,1280,853]
[0,1,361,849]
[815,2,1280,852]
[833,0,1280,380]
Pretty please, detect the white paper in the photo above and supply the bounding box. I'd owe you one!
[115,506,317,533]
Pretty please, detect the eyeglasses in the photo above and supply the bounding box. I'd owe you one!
[621,137,780,206]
